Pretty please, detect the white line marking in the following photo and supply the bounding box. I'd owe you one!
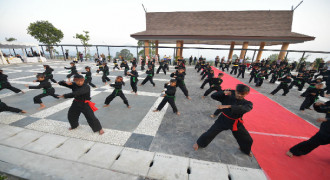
[249,131,309,140]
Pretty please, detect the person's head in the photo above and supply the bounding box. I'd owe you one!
[210,70,214,74]
[85,66,91,72]
[103,62,107,65]
[70,62,75,66]
[36,73,45,81]
[316,78,322,83]
[170,79,177,86]
[298,73,303,77]
[315,83,324,89]
[235,84,250,100]
[115,76,123,82]
[132,66,136,71]
[218,73,224,78]
[43,65,49,69]
[286,75,292,78]
[261,70,265,73]
[148,66,152,70]
[73,75,85,86]
[178,68,185,74]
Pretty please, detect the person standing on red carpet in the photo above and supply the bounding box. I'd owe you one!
[193,84,254,156]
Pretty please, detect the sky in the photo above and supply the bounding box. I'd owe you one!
[0,0,329,61]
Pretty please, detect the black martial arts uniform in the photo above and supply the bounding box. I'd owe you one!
[255,72,266,87]
[156,84,178,113]
[120,62,129,76]
[28,80,59,104]
[58,81,102,132]
[65,65,78,79]
[81,71,96,88]
[270,77,292,96]
[113,59,120,70]
[219,61,225,71]
[0,99,23,113]
[96,61,103,73]
[237,64,247,78]
[224,62,231,72]
[129,70,139,93]
[156,61,166,75]
[0,73,22,93]
[230,62,239,75]
[104,81,129,106]
[300,87,324,111]
[290,102,330,156]
[289,75,304,91]
[171,71,189,97]
[141,69,155,86]
[141,59,146,70]
[200,71,214,89]
[203,78,223,97]
[249,68,258,83]
[43,67,57,83]
[269,70,280,84]
[197,90,253,155]
[102,65,111,83]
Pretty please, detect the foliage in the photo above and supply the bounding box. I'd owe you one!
[27,20,63,59]
[232,54,238,60]
[74,31,90,60]
[115,49,134,60]
[0,174,7,180]
[5,37,17,42]
[137,40,156,57]
[313,58,323,68]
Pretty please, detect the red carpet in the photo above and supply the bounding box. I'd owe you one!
[211,67,330,180]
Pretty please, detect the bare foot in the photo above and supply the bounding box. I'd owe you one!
[103,104,110,108]
[187,96,192,100]
[210,114,215,118]
[193,143,199,151]
[139,84,142,86]
[104,82,108,85]
[99,129,105,135]
[202,96,205,99]
[21,110,27,113]
[176,112,181,116]
[300,110,305,113]
[153,109,159,112]
[127,106,131,108]
[249,152,253,157]
[135,93,138,95]
[21,91,25,94]
[286,151,293,157]
[38,104,46,110]
[131,91,134,93]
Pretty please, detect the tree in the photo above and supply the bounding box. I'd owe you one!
[115,49,133,60]
[5,37,17,55]
[137,40,156,57]
[74,31,90,61]
[27,20,63,59]
[313,58,323,69]
[232,54,238,60]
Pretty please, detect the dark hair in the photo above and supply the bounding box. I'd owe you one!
[43,65,49,68]
[170,79,177,83]
[236,84,250,93]
[70,62,75,65]
[36,73,45,78]
[218,73,224,76]
[73,74,84,79]
[85,66,90,69]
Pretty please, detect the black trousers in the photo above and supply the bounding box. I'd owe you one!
[224,66,229,72]
[237,70,245,78]
[290,131,330,156]
[177,83,189,97]
[197,67,202,73]
[0,102,22,113]
[130,80,138,93]
[269,76,277,83]
[33,89,59,104]
[156,66,166,74]
[200,70,206,76]
[204,87,221,96]
[197,117,253,155]
[104,90,129,106]
[141,76,155,86]
[200,79,211,89]
[255,78,264,87]
[230,67,238,75]
[157,96,178,113]
[215,62,219,67]
[249,75,256,83]
[0,83,21,93]
[271,85,289,95]
[45,75,57,83]
[124,68,129,76]
[113,65,120,70]
[213,109,222,116]
[85,78,96,88]
[96,67,104,73]
[102,74,110,83]
[67,72,78,78]
[141,64,145,70]
[68,101,102,132]
[299,96,316,110]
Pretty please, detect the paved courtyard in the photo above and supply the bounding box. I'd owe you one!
[0,60,326,179]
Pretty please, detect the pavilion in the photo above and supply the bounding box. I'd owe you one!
[131,10,315,60]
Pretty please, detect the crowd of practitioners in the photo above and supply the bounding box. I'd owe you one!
[0,53,329,159]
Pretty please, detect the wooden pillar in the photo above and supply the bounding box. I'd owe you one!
[278,42,290,60]
[256,42,265,60]
[176,40,183,58]
[144,40,149,57]
[228,41,235,60]
[239,42,249,60]
[155,40,159,55]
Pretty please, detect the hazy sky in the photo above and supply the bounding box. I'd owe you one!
[0,0,329,60]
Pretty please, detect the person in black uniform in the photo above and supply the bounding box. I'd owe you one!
[193,84,254,156]
[202,73,223,98]
[140,66,155,87]
[58,75,104,135]
[80,66,96,88]
[288,73,304,91]
[224,60,231,72]
[120,60,129,76]
[170,68,191,99]
[200,69,214,89]
[127,66,139,95]
[64,62,78,82]
[287,101,330,157]
[249,66,259,83]
[255,70,266,87]
[220,58,225,71]
[0,69,25,94]
[237,62,247,78]
[230,59,239,75]
[270,75,292,96]
[43,65,57,83]
[96,60,103,74]
[153,79,179,115]
[113,59,120,70]
[0,99,26,114]
[156,59,167,75]
[102,63,111,85]
[131,57,137,67]
[104,76,130,108]
[299,83,325,111]
[141,57,146,71]
[25,73,59,110]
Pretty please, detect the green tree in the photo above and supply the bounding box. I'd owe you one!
[5,37,17,55]
[137,40,156,57]
[313,58,323,68]
[232,54,238,60]
[116,49,133,60]
[74,31,90,61]
[27,20,63,59]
